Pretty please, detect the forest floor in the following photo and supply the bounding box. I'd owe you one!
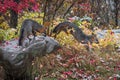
[33,30,120,80]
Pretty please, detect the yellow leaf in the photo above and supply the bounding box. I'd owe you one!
[82,21,87,25]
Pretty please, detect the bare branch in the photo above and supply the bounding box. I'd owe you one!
[63,0,77,18]
[43,0,48,24]
[52,0,65,19]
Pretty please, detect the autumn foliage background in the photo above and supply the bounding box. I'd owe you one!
[0,0,120,80]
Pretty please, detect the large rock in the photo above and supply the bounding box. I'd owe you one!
[0,36,61,80]
[97,29,120,39]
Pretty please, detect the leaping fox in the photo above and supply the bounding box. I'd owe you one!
[52,21,99,44]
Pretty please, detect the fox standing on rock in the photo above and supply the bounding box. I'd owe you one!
[18,19,46,46]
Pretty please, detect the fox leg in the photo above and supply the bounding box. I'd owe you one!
[27,35,32,44]
[27,30,36,44]
[18,29,25,46]
[42,30,46,37]
[54,34,57,38]
[32,30,36,40]
[53,31,60,38]
[87,42,93,52]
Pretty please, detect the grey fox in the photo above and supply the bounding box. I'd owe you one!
[52,21,99,44]
[18,19,46,46]
[52,21,75,38]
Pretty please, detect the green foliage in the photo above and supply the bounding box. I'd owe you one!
[0,16,18,41]
[56,32,75,46]
[20,12,43,24]
[98,30,117,52]
[72,16,94,30]
[0,28,17,41]
[73,20,82,27]
[0,29,5,41]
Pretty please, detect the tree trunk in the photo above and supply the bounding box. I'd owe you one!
[90,0,120,27]
[9,0,20,28]
[114,0,120,26]
[9,10,18,28]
